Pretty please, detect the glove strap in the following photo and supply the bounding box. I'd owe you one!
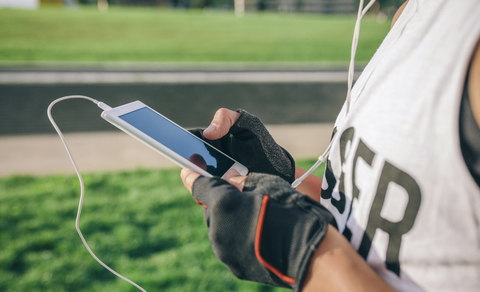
[255,195,296,285]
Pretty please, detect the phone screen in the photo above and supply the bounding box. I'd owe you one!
[119,107,235,177]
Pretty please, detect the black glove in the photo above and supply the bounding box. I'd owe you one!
[189,109,296,183]
[192,173,336,291]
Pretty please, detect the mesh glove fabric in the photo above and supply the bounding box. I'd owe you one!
[192,173,336,291]
[189,109,296,183]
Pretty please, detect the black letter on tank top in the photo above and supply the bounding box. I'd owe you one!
[321,127,338,201]
[333,127,355,214]
[352,139,376,201]
[358,161,421,276]
[342,140,377,241]
[321,159,336,200]
[321,127,355,238]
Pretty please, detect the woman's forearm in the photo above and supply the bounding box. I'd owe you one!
[302,226,397,292]
[294,168,396,291]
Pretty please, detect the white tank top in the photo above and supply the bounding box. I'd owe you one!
[320,1,480,291]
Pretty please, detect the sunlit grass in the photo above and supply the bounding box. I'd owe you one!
[0,7,390,63]
[0,159,323,291]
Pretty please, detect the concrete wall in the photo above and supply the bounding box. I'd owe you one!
[0,82,347,135]
[0,64,358,135]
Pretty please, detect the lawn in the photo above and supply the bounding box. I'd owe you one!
[0,159,324,292]
[0,6,390,63]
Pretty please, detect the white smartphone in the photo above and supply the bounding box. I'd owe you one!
[100,100,248,178]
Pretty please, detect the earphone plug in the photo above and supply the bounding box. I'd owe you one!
[97,102,112,111]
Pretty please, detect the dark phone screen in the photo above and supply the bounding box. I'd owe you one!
[119,107,235,177]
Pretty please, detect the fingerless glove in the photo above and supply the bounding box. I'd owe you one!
[190,109,296,183]
[192,173,336,291]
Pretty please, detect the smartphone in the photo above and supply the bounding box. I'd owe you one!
[100,101,248,178]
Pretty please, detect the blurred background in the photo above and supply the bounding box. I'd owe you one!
[0,0,403,291]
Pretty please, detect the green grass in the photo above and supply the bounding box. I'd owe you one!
[0,159,324,292]
[0,7,390,62]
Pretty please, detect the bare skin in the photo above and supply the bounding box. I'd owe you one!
[180,108,396,292]
[181,1,480,290]
[390,0,409,29]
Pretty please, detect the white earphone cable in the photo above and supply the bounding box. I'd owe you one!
[47,95,147,292]
[47,1,378,279]
[291,0,376,188]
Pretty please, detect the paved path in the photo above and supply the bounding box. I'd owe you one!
[0,63,350,177]
[0,123,334,177]
[0,71,353,84]
[0,62,361,84]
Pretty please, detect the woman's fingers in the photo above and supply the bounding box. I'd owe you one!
[180,168,201,193]
[203,108,240,140]
[181,167,246,194]
[224,169,246,191]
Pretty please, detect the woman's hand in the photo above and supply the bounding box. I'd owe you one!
[189,107,296,183]
[202,108,240,140]
[181,168,247,193]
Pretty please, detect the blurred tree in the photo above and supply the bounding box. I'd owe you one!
[78,0,97,4]
[72,0,405,12]
[40,0,64,5]
[375,0,404,9]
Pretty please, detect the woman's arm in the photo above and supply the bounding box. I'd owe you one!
[182,168,397,292]
[302,226,396,291]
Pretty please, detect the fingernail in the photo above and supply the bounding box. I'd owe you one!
[204,124,217,135]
